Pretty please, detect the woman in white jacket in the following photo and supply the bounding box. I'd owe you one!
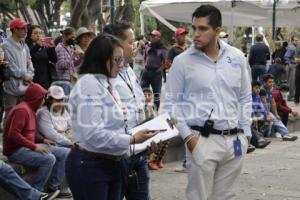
[37,85,73,147]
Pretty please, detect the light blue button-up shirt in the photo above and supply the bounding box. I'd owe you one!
[113,66,145,129]
[163,40,252,138]
[68,74,131,156]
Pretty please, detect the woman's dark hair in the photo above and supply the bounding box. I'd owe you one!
[78,34,123,76]
[45,96,65,114]
[192,5,222,28]
[25,25,41,45]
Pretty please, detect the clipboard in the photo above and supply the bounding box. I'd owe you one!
[130,113,179,153]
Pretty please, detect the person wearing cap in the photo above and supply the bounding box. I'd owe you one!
[273,84,298,126]
[248,34,270,81]
[141,30,168,110]
[55,27,78,96]
[166,28,188,69]
[3,83,70,197]
[219,31,229,43]
[25,25,57,89]
[0,18,35,116]
[37,85,73,147]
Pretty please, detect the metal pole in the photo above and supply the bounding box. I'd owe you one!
[110,0,115,24]
[272,0,276,40]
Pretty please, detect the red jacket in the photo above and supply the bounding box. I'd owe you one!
[3,83,47,156]
[272,87,292,114]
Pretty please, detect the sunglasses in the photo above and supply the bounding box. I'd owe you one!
[191,25,210,32]
[113,56,125,66]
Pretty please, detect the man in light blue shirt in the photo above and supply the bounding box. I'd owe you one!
[104,21,151,200]
[164,5,251,200]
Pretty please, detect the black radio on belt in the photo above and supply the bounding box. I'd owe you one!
[202,109,214,137]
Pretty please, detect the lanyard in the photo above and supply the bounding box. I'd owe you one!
[96,76,129,134]
[119,71,143,124]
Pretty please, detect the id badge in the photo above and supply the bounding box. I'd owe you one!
[233,137,242,157]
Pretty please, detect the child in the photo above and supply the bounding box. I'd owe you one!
[143,88,169,170]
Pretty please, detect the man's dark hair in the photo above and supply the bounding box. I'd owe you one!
[275,57,281,64]
[103,21,132,40]
[136,35,144,41]
[252,80,261,88]
[279,84,289,91]
[255,34,263,42]
[283,41,288,47]
[192,5,222,28]
[259,89,267,97]
[262,74,274,82]
[78,34,123,76]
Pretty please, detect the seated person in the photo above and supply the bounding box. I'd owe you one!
[273,84,298,126]
[260,76,297,141]
[0,160,58,200]
[267,58,286,85]
[2,83,71,198]
[251,81,271,148]
[37,86,73,147]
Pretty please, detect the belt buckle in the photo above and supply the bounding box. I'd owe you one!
[222,130,230,135]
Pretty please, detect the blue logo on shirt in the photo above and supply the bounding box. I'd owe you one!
[85,95,94,105]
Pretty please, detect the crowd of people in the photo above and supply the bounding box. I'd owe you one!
[0,4,299,200]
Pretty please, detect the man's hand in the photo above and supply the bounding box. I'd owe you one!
[186,136,198,153]
[34,145,49,154]
[43,138,56,145]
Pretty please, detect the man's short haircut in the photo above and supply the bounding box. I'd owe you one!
[262,74,274,82]
[255,34,263,42]
[259,89,267,97]
[143,87,153,94]
[275,57,281,64]
[192,5,222,28]
[279,84,289,91]
[103,21,132,40]
[61,27,75,36]
[136,35,144,41]
[252,80,261,88]
[283,41,288,47]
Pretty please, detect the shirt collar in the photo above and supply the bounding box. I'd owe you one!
[188,39,228,56]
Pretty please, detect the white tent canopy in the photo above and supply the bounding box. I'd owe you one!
[139,0,300,34]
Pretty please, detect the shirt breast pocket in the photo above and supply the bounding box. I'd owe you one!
[226,64,242,89]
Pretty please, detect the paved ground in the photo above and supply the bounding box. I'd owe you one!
[150,132,300,200]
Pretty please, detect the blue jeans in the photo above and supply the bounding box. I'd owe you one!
[267,113,288,137]
[141,69,162,110]
[66,148,123,200]
[122,153,150,200]
[251,64,267,81]
[0,160,41,200]
[8,144,70,192]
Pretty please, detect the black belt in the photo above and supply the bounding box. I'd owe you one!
[190,126,243,136]
[74,144,123,162]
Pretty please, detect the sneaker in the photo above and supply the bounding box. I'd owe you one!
[40,190,60,200]
[282,135,298,141]
[148,162,159,170]
[275,132,282,138]
[174,167,187,173]
[247,144,256,154]
[256,140,271,149]
[56,191,73,199]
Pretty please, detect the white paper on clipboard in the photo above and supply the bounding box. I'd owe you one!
[130,113,179,153]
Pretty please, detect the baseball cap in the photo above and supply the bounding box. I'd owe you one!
[219,31,228,38]
[48,85,66,100]
[150,30,161,37]
[10,18,28,29]
[175,28,188,37]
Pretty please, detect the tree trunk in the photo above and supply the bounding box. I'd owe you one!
[70,0,90,29]
[87,0,101,29]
